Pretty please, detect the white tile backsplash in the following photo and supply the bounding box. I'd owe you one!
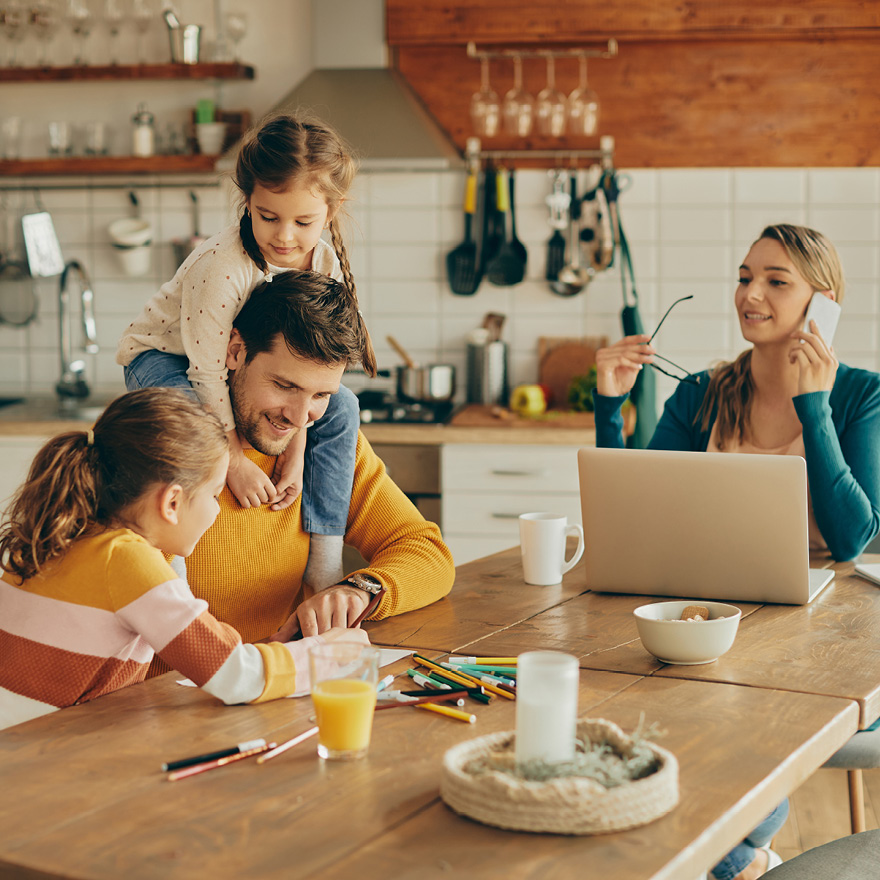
[2,165,878,403]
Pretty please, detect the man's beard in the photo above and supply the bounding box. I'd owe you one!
[228,366,299,456]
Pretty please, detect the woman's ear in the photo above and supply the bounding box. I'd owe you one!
[821,289,836,302]
[158,484,185,525]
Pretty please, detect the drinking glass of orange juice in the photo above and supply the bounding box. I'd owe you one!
[309,643,380,760]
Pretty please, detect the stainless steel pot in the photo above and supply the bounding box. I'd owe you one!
[395,364,456,403]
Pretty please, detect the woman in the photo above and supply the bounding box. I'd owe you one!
[594,223,880,563]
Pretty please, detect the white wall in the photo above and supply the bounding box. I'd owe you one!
[1,166,878,407]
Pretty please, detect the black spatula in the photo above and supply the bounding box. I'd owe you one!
[446,168,480,295]
[487,168,525,286]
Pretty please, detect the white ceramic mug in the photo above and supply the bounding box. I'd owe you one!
[519,512,585,586]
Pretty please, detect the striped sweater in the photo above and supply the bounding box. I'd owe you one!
[0,529,304,730]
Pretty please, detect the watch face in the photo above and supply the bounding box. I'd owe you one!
[353,575,382,593]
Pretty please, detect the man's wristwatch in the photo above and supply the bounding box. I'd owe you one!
[340,573,383,595]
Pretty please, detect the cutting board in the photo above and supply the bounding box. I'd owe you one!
[538,336,607,409]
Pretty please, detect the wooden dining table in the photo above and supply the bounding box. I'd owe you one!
[0,548,874,880]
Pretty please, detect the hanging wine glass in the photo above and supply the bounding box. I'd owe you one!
[568,54,600,136]
[225,9,247,62]
[101,0,123,64]
[30,0,61,68]
[502,54,534,137]
[131,0,151,64]
[535,54,567,137]
[469,55,500,137]
[0,1,28,67]
[66,0,93,66]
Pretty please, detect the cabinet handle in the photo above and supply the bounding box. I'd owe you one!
[490,469,546,477]
[490,512,523,519]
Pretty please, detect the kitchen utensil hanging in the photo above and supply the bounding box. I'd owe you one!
[446,167,480,295]
[21,189,64,278]
[551,170,593,296]
[486,168,525,286]
[0,258,38,326]
[545,170,569,281]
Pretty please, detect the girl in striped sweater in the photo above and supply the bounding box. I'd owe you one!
[0,387,366,730]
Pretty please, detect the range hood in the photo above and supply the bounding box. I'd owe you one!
[270,68,463,171]
[258,0,463,171]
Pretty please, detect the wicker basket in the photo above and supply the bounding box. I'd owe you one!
[440,717,679,835]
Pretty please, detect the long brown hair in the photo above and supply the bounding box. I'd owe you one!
[698,224,845,448]
[233,112,377,376]
[0,388,228,581]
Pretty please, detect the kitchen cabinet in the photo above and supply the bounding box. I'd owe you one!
[441,443,582,565]
[386,0,880,168]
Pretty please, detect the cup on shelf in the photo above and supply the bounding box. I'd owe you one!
[47,121,72,156]
[84,121,110,155]
[1,117,22,159]
[108,217,153,277]
[195,121,227,155]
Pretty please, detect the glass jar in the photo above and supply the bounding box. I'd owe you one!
[131,103,155,157]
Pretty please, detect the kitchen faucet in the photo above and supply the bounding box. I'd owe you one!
[57,260,99,402]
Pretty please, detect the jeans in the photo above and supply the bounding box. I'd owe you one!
[124,349,359,536]
[711,800,789,880]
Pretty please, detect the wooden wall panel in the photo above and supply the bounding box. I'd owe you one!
[395,37,880,167]
[388,0,880,44]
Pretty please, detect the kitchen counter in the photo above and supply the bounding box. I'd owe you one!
[0,399,597,446]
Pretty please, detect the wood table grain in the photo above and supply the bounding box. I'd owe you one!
[366,545,586,651]
[0,658,857,880]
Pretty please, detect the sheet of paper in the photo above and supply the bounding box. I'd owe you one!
[176,647,414,698]
[854,563,880,587]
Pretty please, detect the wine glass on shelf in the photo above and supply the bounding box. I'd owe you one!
[535,54,567,137]
[469,55,500,138]
[66,0,93,66]
[101,0,123,64]
[568,54,600,136]
[502,54,534,137]
[30,0,62,67]
[224,9,246,62]
[131,0,152,64]
[0,1,28,67]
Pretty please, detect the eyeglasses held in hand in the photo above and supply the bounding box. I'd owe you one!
[646,295,700,385]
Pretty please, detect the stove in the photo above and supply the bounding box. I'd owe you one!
[357,391,455,424]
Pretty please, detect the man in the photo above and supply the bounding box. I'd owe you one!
[179,271,454,646]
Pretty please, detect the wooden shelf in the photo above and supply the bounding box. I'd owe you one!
[0,155,221,177]
[0,62,254,83]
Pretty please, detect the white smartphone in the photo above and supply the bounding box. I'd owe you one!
[802,292,841,345]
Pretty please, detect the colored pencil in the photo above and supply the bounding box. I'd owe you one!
[167,742,275,780]
[376,693,467,710]
[447,656,518,665]
[437,661,515,700]
[415,702,476,723]
[255,726,319,764]
[161,738,267,772]
[350,586,387,628]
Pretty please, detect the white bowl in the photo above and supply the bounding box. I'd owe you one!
[107,218,153,247]
[633,600,742,665]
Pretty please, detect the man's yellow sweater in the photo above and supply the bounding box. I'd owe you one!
[180,430,454,646]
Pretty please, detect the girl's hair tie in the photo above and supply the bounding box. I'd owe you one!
[86,428,95,447]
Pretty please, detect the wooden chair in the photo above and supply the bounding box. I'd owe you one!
[822,729,880,834]
[763,829,880,877]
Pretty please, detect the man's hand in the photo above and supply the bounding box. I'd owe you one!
[268,586,371,642]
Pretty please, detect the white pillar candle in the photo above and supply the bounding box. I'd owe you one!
[515,651,579,765]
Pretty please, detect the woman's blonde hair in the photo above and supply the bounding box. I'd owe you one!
[698,224,845,448]
[233,111,377,376]
[0,388,228,581]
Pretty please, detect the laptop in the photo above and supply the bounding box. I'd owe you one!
[577,447,835,605]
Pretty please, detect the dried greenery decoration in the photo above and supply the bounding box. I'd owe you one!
[466,714,666,788]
